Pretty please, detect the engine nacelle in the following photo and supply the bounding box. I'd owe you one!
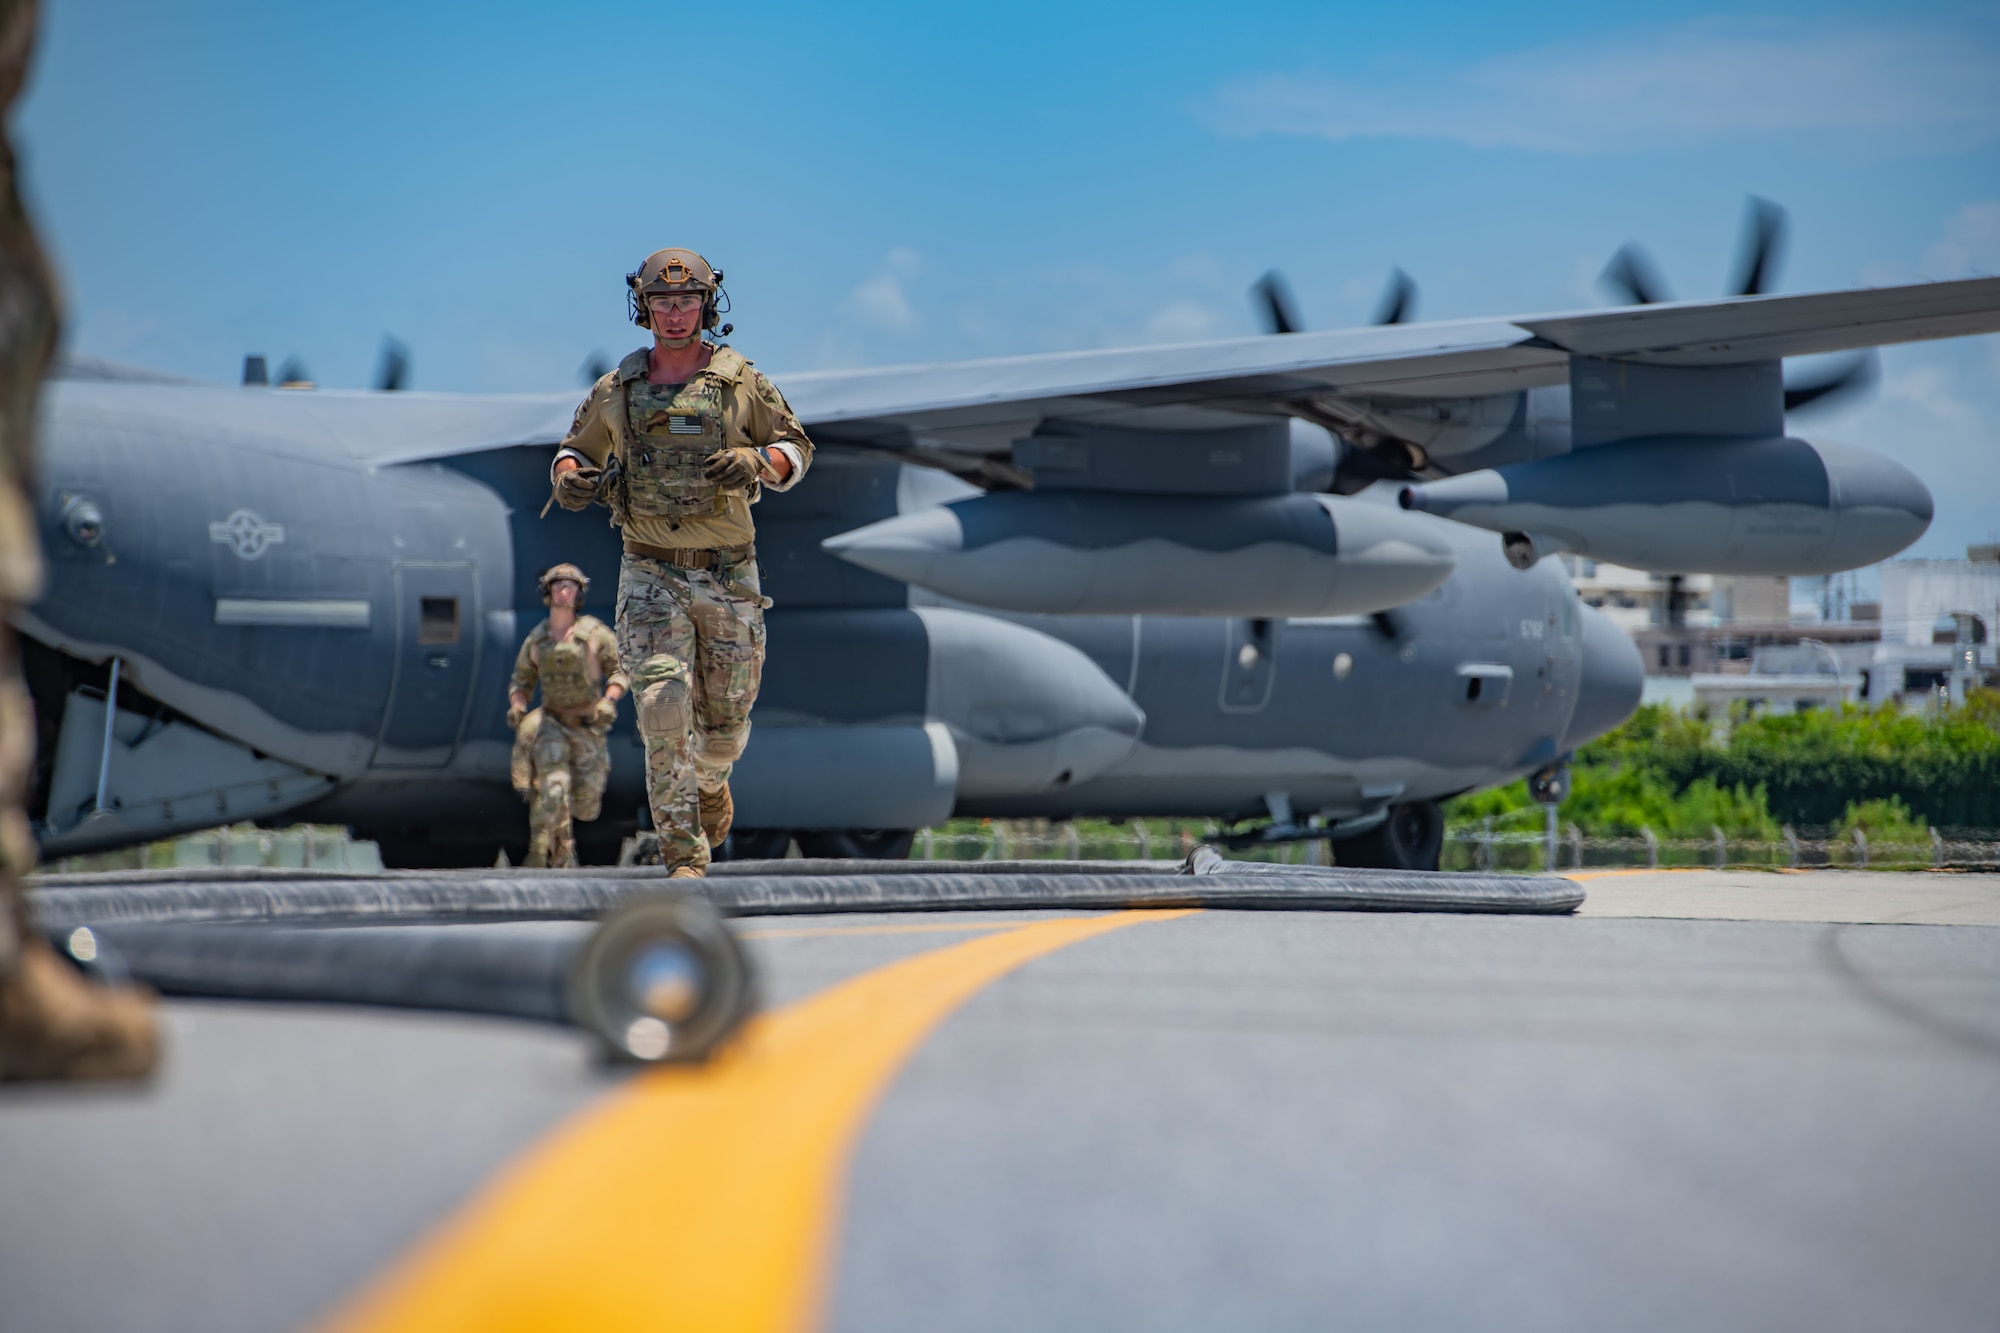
[1399,435,1931,575]
[822,491,1456,618]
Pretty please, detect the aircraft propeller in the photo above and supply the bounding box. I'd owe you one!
[1370,268,1417,326]
[1599,195,1791,307]
[1251,272,1302,335]
[1782,352,1878,413]
[580,352,612,385]
[1598,245,1673,307]
[1251,266,1419,335]
[275,357,312,388]
[1599,196,1876,413]
[374,338,410,392]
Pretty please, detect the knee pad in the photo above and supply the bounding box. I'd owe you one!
[632,653,691,742]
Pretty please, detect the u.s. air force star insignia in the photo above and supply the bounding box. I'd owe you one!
[209,509,285,560]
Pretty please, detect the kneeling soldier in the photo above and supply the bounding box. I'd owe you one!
[508,564,627,867]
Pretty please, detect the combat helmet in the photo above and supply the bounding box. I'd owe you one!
[539,563,590,604]
[626,248,731,334]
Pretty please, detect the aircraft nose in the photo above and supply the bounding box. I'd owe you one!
[1564,603,1644,750]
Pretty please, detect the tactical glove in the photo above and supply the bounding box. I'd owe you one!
[588,696,619,729]
[703,447,765,490]
[553,465,602,511]
[506,702,527,729]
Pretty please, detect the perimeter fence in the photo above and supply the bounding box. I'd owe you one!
[910,819,2000,873]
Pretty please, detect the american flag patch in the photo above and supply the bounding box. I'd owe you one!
[668,415,703,435]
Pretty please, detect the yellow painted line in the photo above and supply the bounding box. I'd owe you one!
[739,919,1047,940]
[316,908,1194,1333]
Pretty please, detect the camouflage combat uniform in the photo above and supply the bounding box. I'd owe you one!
[508,614,626,868]
[554,345,812,871]
[0,0,158,1080]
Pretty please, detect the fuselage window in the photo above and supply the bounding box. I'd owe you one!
[419,596,461,645]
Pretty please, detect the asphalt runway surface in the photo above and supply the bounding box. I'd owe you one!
[3,869,1997,1332]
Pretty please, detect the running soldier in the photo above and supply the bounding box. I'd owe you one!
[508,564,626,868]
[550,248,811,876]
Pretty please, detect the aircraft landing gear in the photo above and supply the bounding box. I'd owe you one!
[796,829,916,861]
[1332,800,1443,871]
[719,828,792,861]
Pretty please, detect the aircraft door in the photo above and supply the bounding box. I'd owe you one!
[376,563,480,767]
[1220,618,1278,712]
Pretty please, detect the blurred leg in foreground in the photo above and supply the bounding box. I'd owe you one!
[0,0,157,1081]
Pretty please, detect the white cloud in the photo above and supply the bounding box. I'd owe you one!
[1144,300,1218,342]
[1921,201,2000,278]
[1807,336,2000,559]
[845,249,924,333]
[1882,361,1976,423]
[1201,20,2000,156]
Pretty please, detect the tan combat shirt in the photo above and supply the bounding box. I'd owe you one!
[554,345,814,551]
[509,614,628,703]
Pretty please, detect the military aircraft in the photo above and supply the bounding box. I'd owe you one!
[22,256,2000,868]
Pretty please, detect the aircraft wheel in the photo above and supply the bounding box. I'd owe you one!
[720,828,793,861]
[794,829,916,860]
[1333,800,1443,871]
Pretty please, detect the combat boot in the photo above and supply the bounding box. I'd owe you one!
[0,939,159,1082]
[699,784,733,849]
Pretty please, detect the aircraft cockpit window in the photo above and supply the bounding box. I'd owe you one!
[418,597,460,645]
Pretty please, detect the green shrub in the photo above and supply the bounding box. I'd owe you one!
[1447,694,2000,837]
[1833,796,1930,844]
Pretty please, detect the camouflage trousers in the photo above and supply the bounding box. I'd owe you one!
[615,553,765,873]
[0,629,36,978]
[510,709,610,869]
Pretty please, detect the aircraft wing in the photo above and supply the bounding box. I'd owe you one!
[54,275,1993,473]
[778,274,2000,453]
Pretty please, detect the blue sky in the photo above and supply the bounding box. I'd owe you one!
[17,0,2000,558]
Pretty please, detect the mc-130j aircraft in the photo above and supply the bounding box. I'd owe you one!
[21,245,1999,867]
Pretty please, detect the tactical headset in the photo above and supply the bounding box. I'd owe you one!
[625,249,733,337]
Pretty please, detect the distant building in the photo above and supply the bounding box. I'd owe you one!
[1636,620,1877,679]
[1690,641,1866,716]
[1711,575,1791,623]
[1878,549,2000,646]
[1564,557,1710,634]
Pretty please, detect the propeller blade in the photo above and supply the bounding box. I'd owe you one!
[1783,351,1877,413]
[374,337,410,392]
[1251,271,1302,335]
[276,357,312,388]
[580,352,612,385]
[1599,244,1671,306]
[1371,268,1417,325]
[1730,196,1788,297]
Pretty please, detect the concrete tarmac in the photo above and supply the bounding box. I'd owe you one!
[2,870,1996,1332]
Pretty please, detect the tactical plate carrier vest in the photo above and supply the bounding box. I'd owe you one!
[622,375,728,521]
[538,634,599,712]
